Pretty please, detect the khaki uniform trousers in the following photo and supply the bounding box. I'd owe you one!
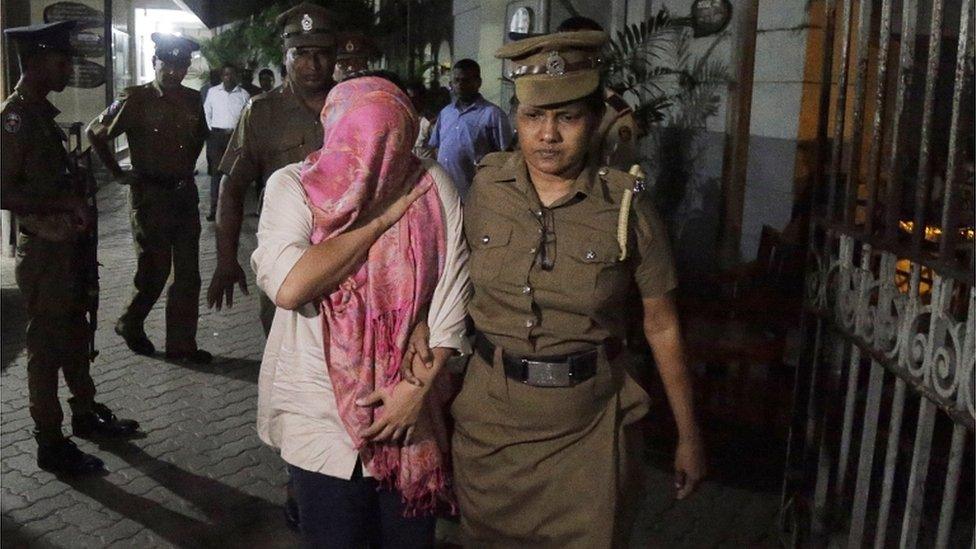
[451,347,651,548]
[15,235,96,441]
[118,178,201,352]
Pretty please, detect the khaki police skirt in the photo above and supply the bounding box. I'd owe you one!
[451,345,651,548]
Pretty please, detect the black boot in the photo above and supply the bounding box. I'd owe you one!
[72,402,140,439]
[115,321,156,356]
[36,435,104,475]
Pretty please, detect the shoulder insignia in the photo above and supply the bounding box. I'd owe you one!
[632,175,646,193]
[3,112,22,134]
[605,93,632,115]
[106,99,124,117]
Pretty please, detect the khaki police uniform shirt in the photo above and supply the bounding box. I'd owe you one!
[1,87,79,241]
[89,81,207,179]
[218,82,324,185]
[465,151,676,358]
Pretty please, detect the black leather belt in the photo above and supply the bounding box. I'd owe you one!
[134,172,192,190]
[474,333,620,388]
[210,127,234,134]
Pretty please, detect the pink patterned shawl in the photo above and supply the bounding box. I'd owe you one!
[299,77,453,514]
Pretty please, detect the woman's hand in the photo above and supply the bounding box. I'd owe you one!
[357,381,427,444]
[368,181,430,230]
[674,434,707,499]
[402,320,433,387]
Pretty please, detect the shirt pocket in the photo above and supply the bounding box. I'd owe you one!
[468,222,512,285]
[269,136,307,170]
[568,231,629,306]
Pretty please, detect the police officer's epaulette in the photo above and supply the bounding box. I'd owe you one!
[605,93,632,115]
[596,165,644,196]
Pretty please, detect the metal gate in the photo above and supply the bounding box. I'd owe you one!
[782,0,975,547]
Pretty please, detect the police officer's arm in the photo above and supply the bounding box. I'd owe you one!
[190,98,209,159]
[0,116,85,216]
[87,92,134,179]
[632,194,706,499]
[642,295,705,499]
[209,105,258,309]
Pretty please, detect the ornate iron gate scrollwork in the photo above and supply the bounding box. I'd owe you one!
[782,0,974,547]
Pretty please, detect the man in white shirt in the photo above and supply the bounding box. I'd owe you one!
[203,64,249,221]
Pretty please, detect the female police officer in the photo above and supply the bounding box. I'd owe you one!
[450,31,706,547]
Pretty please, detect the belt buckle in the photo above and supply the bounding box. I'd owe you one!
[522,359,572,388]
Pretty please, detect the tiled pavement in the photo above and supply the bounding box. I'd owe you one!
[1,175,786,548]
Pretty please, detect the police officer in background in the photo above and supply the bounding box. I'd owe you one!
[332,31,373,82]
[88,33,212,363]
[2,21,139,475]
[556,16,641,171]
[207,2,337,334]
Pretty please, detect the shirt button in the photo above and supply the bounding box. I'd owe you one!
[528,247,536,254]
[481,235,490,244]
[521,285,532,294]
[524,318,535,328]
[585,250,597,260]
[598,166,610,176]
[534,210,543,218]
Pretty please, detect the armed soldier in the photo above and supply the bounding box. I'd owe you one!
[88,33,212,363]
[2,21,139,475]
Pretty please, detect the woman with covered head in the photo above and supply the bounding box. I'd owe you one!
[251,74,470,547]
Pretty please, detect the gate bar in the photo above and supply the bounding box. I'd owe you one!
[910,0,946,257]
[843,0,875,227]
[873,377,907,549]
[899,398,938,549]
[882,0,920,243]
[934,424,967,548]
[848,361,885,547]
[827,0,855,222]
[863,0,894,236]
[938,0,974,261]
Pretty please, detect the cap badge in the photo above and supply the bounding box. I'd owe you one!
[171,48,180,57]
[345,40,355,52]
[545,51,566,76]
[301,13,313,32]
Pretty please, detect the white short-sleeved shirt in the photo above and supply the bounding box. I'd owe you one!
[251,159,471,479]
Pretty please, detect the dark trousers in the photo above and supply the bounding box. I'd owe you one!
[119,179,201,352]
[15,235,96,440]
[206,130,233,217]
[288,463,435,549]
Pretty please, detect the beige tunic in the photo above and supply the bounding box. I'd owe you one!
[251,161,471,479]
[452,151,676,547]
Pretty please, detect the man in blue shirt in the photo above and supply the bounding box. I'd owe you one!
[429,59,513,200]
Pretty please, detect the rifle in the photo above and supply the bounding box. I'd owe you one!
[67,122,100,362]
